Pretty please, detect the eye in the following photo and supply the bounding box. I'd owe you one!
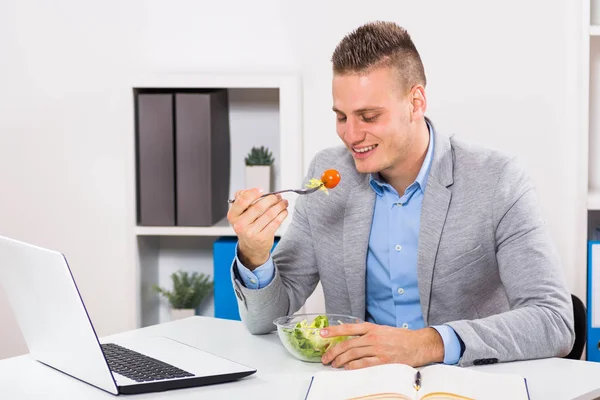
[361,114,379,123]
[336,115,347,123]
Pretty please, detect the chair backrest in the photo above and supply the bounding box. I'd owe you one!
[564,294,586,360]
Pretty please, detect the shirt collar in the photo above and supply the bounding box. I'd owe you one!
[369,119,435,196]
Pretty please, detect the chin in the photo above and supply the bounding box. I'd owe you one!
[353,159,378,175]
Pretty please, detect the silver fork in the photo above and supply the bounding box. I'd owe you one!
[227,184,323,203]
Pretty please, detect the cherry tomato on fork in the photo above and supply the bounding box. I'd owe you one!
[320,169,341,189]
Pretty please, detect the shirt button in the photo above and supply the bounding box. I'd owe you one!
[397,288,404,295]
[395,244,402,251]
[250,278,257,284]
[396,202,403,207]
[402,323,409,329]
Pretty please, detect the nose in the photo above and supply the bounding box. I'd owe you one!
[343,118,364,146]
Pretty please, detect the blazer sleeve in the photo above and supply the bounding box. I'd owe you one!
[446,157,575,366]
[232,156,320,334]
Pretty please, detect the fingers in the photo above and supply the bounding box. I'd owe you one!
[261,207,288,237]
[321,322,370,338]
[344,356,381,370]
[252,198,289,234]
[321,323,372,366]
[228,190,279,232]
[227,189,249,225]
[226,187,289,267]
[324,340,376,369]
[322,333,367,363]
[237,195,286,235]
[227,188,264,220]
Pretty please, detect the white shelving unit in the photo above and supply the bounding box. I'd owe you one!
[135,218,287,237]
[586,0,600,309]
[588,1,600,225]
[589,191,600,210]
[129,73,303,327]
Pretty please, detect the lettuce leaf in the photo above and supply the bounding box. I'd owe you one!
[305,178,329,194]
[282,315,349,361]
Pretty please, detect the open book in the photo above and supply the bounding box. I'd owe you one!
[305,363,529,400]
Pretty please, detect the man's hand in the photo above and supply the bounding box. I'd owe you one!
[320,322,445,370]
[227,188,288,270]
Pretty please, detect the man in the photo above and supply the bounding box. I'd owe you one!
[227,21,574,369]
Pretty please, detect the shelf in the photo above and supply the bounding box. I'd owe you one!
[131,72,301,328]
[136,221,234,237]
[591,25,600,36]
[589,191,600,210]
[130,72,303,227]
[131,73,299,90]
[135,218,288,237]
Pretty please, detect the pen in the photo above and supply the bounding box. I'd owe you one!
[414,371,421,391]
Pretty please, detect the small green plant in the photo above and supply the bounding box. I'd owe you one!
[245,146,274,166]
[153,271,213,310]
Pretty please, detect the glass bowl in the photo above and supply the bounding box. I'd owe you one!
[273,313,363,362]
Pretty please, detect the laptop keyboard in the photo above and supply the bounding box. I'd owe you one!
[101,343,195,383]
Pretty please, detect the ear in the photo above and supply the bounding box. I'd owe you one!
[409,85,427,122]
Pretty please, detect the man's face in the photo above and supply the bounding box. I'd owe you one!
[332,66,415,175]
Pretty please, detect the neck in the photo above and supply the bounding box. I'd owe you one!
[381,119,430,195]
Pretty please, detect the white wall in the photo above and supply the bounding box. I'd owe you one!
[0,0,583,359]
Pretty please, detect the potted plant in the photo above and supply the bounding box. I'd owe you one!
[245,146,274,192]
[153,270,213,321]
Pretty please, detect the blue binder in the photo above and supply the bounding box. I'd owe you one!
[587,241,600,361]
[213,237,279,321]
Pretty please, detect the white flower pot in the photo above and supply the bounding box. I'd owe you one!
[245,165,272,192]
[170,308,195,321]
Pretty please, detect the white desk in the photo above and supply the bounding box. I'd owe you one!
[1,316,600,400]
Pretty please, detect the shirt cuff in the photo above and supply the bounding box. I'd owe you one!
[234,242,275,289]
[431,324,462,365]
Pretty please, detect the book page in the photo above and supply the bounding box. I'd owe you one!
[418,364,528,400]
[306,364,419,400]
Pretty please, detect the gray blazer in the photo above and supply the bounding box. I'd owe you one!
[232,130,575,367]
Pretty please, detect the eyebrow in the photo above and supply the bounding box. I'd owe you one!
[332,106,385,115]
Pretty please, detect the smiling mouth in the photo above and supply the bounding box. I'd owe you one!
[353,144,378,154]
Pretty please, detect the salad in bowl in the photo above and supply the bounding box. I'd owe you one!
[273,313,363,362]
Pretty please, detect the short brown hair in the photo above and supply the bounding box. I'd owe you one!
[331,21,426,92]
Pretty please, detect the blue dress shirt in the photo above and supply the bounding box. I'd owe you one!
[234,124,462,365]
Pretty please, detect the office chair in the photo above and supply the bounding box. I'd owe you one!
[564,294,586,360]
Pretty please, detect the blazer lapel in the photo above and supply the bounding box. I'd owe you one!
[418,131,454,324]
[342,175,376,320]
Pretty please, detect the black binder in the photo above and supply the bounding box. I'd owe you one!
[135,93,175,226]
[175,90,230,226]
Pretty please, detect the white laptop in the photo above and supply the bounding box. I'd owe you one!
[0,236,256,395]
